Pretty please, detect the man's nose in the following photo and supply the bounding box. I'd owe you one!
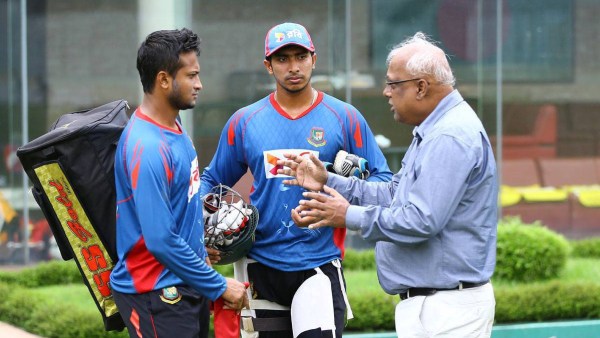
[383,86,391,97]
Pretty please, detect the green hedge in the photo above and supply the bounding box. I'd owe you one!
[344,281,600,332]
[342,217,572,282]
[24,303,127,338]
[345,292,396,331]
[571,237,600,258]
[0,280,127,338]
[494,281,600,322]
[495,217,570,281]
[0,259,82,287]
[3,276,600,336]
[0,220,595,337]
[343,249,376,270]
[0,283,43,326]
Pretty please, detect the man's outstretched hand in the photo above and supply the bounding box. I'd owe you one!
[277,152,328,192]
[292,185,350,230]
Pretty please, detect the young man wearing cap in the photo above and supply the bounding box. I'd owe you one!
[201,23,392,338]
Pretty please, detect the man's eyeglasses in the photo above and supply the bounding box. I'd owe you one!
[385,78,421,88]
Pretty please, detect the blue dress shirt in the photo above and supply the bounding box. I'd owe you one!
[328,90,498,295]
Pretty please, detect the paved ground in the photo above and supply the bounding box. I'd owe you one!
[0,321,43,338]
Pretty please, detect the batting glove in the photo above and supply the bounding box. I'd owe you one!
[328,150,370,180]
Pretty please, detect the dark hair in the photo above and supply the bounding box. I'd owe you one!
[136,28,201,93]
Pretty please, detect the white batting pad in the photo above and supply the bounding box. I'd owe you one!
[291,274,335,338]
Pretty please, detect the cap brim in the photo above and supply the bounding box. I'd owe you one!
[266,42,315,57]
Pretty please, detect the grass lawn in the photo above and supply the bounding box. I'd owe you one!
[30,258,600,310]
[30,283,98,311]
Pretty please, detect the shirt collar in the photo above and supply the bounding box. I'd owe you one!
[413,89,464,142]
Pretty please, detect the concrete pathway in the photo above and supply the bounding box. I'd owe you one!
[0,322,43,338]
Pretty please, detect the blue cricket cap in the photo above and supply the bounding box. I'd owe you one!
[265,22,315,57]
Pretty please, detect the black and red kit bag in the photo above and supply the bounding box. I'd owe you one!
[16,100,129,331]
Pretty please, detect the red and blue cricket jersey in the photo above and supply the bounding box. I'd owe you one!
[110,108,226,300]
[200,92,393,271]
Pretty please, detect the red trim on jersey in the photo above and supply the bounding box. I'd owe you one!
[239,106,267,162]
[136,108,183,134]
[159,143,174,184]
[354,124,363,148]
[345,107,363,148]
[269,91,323,120]
[122,117,138,181]
[333,227,346,259]
[321,100,348,149]
[130,141,143,190]
[126,237,164,293]
[228,113,244,146]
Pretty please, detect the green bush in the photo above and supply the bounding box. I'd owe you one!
[343,249,376,270]
[571,237,600,258]
[0,280,127,338]
[495,281,600,322]
[346,291,396,331]
[0,260,81,287]
[346,281,600,330]
[0,282,44,326]
[0,270,20,284]
[24,303,128,338]
[495,217,570,282]
[3,237,600,336]
[4,262,600,335]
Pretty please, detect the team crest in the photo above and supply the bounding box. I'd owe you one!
[307,128,326,147]
[160,286,182,304]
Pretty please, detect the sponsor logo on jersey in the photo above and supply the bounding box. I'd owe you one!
[307,127,326,147]
[263,149,319,179]
[188,156,200,202]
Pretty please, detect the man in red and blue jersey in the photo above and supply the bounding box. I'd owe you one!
[110,28,248,338]
[201,23,392,338]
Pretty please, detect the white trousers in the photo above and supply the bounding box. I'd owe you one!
[395,282,495,338]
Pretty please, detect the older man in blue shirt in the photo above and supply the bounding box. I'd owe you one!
[277,31,497,338]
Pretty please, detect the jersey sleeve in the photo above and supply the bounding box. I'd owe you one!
[130,138,226,300]
[201,110,249,196]
[344,105,393,183]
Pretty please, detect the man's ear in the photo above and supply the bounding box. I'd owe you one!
[263,59,273,74]
[416,79,428,100]
[311,53,317,69]
[157,71,171,90]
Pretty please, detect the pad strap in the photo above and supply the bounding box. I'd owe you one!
[236,257,291,335]
[242,316,292,332]
[331,259,354,320]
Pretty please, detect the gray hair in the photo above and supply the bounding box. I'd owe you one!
[386,32,456,87]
